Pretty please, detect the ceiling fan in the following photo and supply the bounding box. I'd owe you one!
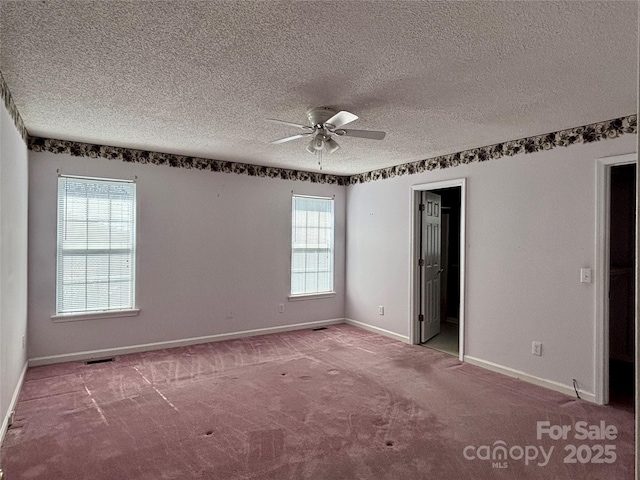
[267,107,386,168]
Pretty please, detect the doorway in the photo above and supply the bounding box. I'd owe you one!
[596,154,637,408]
[608,163,635,410]
[411,179,466,360]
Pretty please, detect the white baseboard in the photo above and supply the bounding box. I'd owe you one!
[344,318,410,344]
[29,318,346,367]
[464,355,596,404]
[1,361,28,444]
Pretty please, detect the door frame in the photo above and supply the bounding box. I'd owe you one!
[595,152,637,405]
[409,178,467,361]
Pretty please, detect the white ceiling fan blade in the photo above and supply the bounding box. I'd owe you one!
[266,118,312,130]
[325,110,358,129]
[270,133,311,144]
[335,128,386,140]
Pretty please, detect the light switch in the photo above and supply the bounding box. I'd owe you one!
[580,268,592,283]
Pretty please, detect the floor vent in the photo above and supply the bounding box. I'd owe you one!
[85,357,115,365]
[312,327,328,331]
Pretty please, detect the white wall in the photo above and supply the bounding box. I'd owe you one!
[23,127,638,400]
[0,102,28,437]
[346,134,637,398]
[28,151,345,359]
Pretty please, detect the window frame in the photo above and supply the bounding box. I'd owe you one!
[52,174,139,321]
[289,194,336,300]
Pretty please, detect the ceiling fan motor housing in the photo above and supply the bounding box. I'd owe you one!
[307,107,337,128]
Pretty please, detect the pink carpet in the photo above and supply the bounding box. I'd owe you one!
[1,324,635,479]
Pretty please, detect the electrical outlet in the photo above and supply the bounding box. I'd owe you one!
[21,335,25,350]
[378,305,384,315]
[532,342,542,356]
[226,309,234,319]
[580,268,592,283]
[278,303,284,313]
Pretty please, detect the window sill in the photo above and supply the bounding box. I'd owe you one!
[52,309,140,323]
[288,292,336,302]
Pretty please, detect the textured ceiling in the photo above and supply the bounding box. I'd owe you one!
[1,1,637,175]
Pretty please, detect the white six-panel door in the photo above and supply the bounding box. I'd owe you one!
[420,191,442,343]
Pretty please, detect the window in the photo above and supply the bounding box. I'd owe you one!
[291,195,334,296]
[56,176,136,316]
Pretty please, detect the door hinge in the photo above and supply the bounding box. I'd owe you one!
[419,203,425,211]
[418,314,424,322]
[418,258,425,267]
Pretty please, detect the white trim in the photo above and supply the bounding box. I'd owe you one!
[409,178,467,361]
[28,318,346,366]
[464,355,596,404]
[58,173,136,183]
[288,292,336,301]
[290,193,335,200]
[1,361,28,444]
[595,152,637,405]
[344,318,410,343]
[289,194,336,298]
[52,308,140,323]
[56,176,137,315]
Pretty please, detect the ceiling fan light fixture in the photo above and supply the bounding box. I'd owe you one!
[306,133,325,154]
[305,139,317,154]
[325,137,340,154]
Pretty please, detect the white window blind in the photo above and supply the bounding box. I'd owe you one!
[56,176,136,315]
[291,195,334,295]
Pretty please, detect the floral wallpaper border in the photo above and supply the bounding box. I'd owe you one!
[25,115,638,185]
[28,137,349,185]
[0,71,28,142]
[349,114,637,184]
